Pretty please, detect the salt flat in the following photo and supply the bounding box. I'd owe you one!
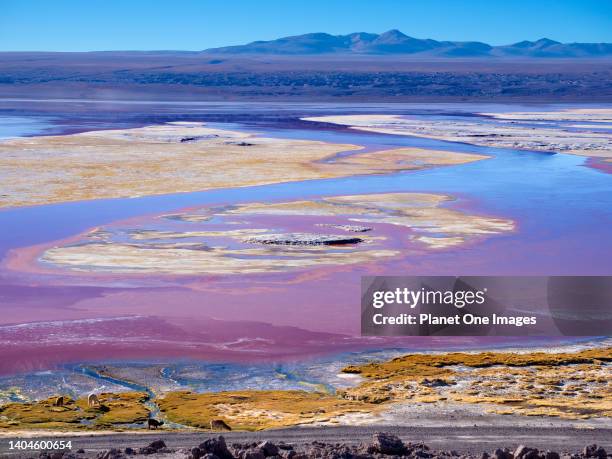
[303,109,612,160]
[0,122,485,208]
[33,193,513,276]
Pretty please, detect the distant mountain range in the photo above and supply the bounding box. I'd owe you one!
[204,30,612,58]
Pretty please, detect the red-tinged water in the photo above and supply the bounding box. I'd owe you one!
[0,102,610,377]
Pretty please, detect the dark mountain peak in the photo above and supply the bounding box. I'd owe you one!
[288,32,335,40]
[507,38,561,51]
[378,29,410,41]
[368,30,441,53]
[511,40,537,48]
[533,38,562,47]
[347,32,378,42]
[346,32,378,51]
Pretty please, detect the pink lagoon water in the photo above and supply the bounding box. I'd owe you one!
[0,101,610,381]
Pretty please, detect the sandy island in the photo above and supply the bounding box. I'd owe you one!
[0,122,487,208]
[303,109,612,160]
[480,108,612,123]
[25,193,514,276]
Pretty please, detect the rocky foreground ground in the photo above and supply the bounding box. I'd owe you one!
[26,433,609,459]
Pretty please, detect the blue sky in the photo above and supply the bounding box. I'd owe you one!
[1,0,611,51]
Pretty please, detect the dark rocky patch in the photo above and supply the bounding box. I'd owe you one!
[180,135,219,143]
[243,232,363,246]
[137,439,166,455]
[25,435,610,459]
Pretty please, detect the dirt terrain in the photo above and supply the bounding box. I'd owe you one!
[1,54,611,101]
[1,426,610,458]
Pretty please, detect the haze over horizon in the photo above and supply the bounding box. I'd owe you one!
[1,0,611,52]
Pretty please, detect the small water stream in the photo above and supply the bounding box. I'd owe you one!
[75,365,186,428]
